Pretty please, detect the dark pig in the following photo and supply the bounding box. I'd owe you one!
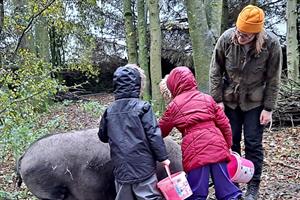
[17,128,182,200]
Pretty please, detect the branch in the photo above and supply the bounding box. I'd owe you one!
[261,0,284,9]
[67,81,89,90]
[275,161,300,171]
[12,90,46,104]
[0,89,47,117]
[0,108,6,115]
[13,0,56,58]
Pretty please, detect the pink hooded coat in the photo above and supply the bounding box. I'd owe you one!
[159,67,232,172]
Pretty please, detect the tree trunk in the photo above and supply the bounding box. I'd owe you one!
[137,0,151,100]
[185,0,214,93]
[124,0,138,64]
[148,0,163,111]
[35,16,50,62]
[49,26,62,67]
[13,0,34,52]
[287,0,299,82]
[0,0,3,67]
[298,2,300,72]
[250,0,257,5]
[221,0,229,33]
[0,0,3,35]
[204,0,223,42]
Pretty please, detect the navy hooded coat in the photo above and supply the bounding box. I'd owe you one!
[98,66,168,184]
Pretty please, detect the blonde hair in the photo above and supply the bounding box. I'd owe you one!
[254,30,267,54]
[232,29,267,54]
[124,64,146,97]
[159,75,172,103]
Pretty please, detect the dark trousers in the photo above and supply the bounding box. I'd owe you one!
[225,106,264,182]
[115,174,163,200]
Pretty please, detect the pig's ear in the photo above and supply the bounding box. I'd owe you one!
[98,109,109,143]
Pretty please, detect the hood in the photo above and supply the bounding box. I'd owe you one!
[113,66,141,99]
[167,66,197,97]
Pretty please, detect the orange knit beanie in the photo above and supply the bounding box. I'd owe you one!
[236,5,265,33]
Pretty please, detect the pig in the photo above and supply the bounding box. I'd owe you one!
[16,128,183,200]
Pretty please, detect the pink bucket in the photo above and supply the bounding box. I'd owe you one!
[227,152,255,183]
[157,165,193,200]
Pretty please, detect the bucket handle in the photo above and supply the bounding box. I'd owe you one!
[164,165,177,186]
[231,151,241,158]
[164,164,172,180]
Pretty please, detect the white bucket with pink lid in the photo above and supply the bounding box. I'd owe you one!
[227,152,255,183]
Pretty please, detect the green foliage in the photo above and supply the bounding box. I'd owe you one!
[66,42,100,78]
[149,99,164,118]
[0,111,65,160]
[80,100,106,118]
[0,99,106,160]
[0,190,22,200]
[1,51,60,128]
[0,50,63,158]
[0,186,37,200]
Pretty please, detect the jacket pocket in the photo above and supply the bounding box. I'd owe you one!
[223,86,234,102]
[255,50,269,66]
[251,66,265,73]
[225,46,239,69]
[247,86,265,102]
[247,65,266,85]
[223,85,238,102]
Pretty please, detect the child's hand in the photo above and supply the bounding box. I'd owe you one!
[161,159,171,166]
[217,102,225,110]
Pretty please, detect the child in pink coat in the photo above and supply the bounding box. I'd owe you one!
[159,66,242,200]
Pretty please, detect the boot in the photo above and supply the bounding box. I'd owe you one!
[244,181,260,200]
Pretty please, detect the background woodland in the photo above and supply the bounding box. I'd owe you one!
[0,0,299,199]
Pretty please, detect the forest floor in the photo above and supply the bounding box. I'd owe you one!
[0,93,299,200]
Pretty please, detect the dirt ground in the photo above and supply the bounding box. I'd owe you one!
[1,93,299,200]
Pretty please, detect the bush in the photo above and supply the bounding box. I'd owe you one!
[80,100,106,118]
[0,50,63,159]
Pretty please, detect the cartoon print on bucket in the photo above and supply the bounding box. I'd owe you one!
[227,152,255,183]
[157,165,193,200]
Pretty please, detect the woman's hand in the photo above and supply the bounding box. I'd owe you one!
[260,110,272,125]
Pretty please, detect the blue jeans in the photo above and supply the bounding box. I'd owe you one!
[225,106,264,182]
[186,162,242,200]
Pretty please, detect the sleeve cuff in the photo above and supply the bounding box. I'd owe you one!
[264,107,272,112]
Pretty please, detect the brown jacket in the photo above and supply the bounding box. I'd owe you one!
[209,28,282,111]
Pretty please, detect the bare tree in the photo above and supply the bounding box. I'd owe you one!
[0,0,3,66]
[185,0,222,92]
[35,16,50,62]
[124,0,138,63]
[148,0,163,111]
[137,0,151,100]
[13,0,56,57]
[0,0,3,35]
[250,0,257,5]
[204,0,224,40]
[287,0,299,81]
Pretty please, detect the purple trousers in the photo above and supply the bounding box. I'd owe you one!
[186,162,242,200]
